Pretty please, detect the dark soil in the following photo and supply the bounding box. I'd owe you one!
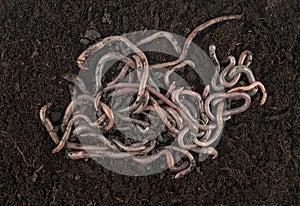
[1,0,299,205]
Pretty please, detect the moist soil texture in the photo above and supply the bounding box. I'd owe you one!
[0,0,299,205]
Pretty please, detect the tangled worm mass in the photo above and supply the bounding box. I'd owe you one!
[40,14,267,179]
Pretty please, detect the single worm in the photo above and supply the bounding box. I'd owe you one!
[133,149,189,172]
[209,44,222,91]
[52,119,74,153]
[165,146,196,179]
[65,142,109,151]
[112,139,146,152]
[40,103,60,145]
[152,14,242,69]
[227,81,267,105]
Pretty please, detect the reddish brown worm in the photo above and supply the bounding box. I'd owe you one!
[152,14,242,69]
[112,139,146,152]
[52,119,74,153]
[227,81,267,105]
[194,101,224,147]
[165,146,196,179]
[136,31,182,54]
[134,90,150,114]
[204,92,251,121]
[65,142,109,151]
[202,84,210,99]
[133,149,189,173]
[130,140,157,155]
[77,36,149,104]
[209,44,223,91]
[39,103,60,145]
[67,150,133,160]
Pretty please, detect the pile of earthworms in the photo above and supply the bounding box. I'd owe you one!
[40,15,267,179]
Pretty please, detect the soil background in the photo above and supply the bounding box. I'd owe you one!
[0,0,299,205]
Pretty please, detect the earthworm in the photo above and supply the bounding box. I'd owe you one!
[152,14,242,69]
[65,142,109,151]
[112,139,146,152]
[238,50,253,66]
[202,84,210,99]
[204,92,251,121]
[40,103,60,145]
[209,44,223,91]
[227,65,258,95]
[136,31,182,54]
[133,149,189,172]
[194,102,224,147]
[52,119,74,153]
[227,81,267,105]
[165,146,196,179]
[130,140,157,155]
